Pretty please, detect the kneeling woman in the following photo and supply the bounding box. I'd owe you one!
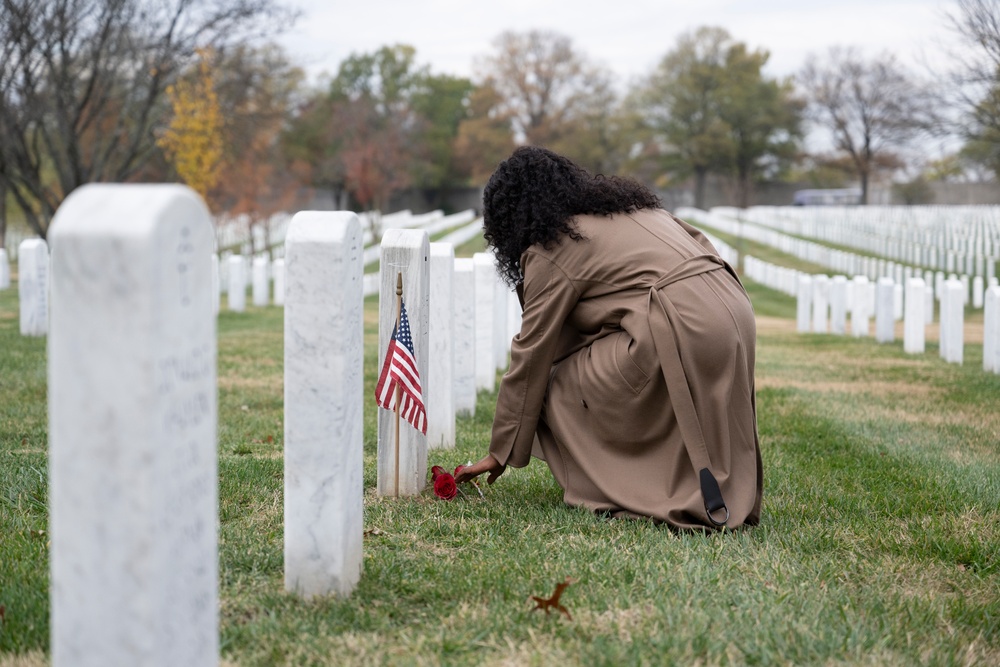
[456,146,763,530]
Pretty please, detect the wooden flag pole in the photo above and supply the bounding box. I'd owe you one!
[394,271,403,498]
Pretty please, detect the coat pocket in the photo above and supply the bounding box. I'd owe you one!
[614,331,650,394]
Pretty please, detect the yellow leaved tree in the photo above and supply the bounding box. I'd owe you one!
[158,49,223,205]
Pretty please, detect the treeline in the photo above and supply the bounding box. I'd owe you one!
[2,0,999,243]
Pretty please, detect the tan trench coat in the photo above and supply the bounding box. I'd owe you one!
[489,208,763,530]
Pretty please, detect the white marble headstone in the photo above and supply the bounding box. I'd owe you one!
[830,276,847,335]
[252,255,270,307]
[227,255,246,312]
[283,211,363,598]
[851,275,870,337]
[984,286,1000,373]
[812,274,829,334]
[940,279,951,356]
[904,278,925,354]
[473,252,496,391]
[211,253,220,316]
[18,238,49,336]
[796,274,812,333]
[493,274,509,371]
[377,229,429,496]
[48,184,217,667]
[924,282,934,325]
[427,242,456,450]
[942,279,964,364]
[272,258,286,306]
[507,282,522,343]
[875,277,895,343]
[452,258,477,416]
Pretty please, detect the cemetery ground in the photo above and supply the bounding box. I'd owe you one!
[1,273,999,666]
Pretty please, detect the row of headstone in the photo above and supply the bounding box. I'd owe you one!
[796,271,970,365]
[220,254,286,312]
[690,207,993,308]
[42,187,514,664]
[372,237,517,489]
[14,208,474,327]
[20,216,495,416]
[39,185,524,667]
[358,215,487,298]
[264,210,492,596]
[12,241,290,338]
[213,211,292,258]
[735,205,1000,281]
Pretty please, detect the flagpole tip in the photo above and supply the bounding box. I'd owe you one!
[396,271,403,296]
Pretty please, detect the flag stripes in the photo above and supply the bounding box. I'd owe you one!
[374,299,427,434]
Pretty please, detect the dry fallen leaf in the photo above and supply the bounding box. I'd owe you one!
[530,577,574,620]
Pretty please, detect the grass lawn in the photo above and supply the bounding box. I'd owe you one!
[1,263,998,666]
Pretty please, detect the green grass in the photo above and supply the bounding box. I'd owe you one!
[1,272,999,666]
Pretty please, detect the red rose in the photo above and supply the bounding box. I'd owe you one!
[431,465,448,481]
[433,472,458,500]
[453,464,465,477]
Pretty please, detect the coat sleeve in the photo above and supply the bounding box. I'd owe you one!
[489,251,579,468]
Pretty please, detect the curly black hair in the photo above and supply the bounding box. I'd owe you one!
[482,146,662,287]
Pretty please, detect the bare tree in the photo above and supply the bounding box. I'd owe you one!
[947,0,1000,92]
[945,0,1000,175]
[476,30,614,151]
[799,47,932,204]
[0,0,296,239]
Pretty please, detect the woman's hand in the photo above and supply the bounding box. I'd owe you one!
[455,453,506,485]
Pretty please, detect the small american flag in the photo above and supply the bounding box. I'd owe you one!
[374,299,427,434]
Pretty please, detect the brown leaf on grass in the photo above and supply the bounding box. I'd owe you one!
[530,577,574,620]
[0,604,6,625]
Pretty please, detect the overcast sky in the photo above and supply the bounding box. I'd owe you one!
[278,0,961,87]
